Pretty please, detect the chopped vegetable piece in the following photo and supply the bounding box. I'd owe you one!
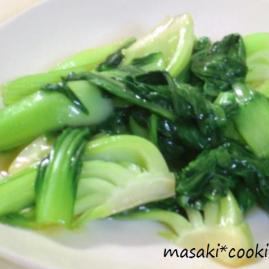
[176,140,269,213]
[2,37,135,105]
[75,135,175,224]
[2,66,88,105]
[233,83,269,158]
[0,80,112,151]
[244,33,269,89]
[191,34,247,98]
[124,192,254,267]
[36,128,89,226]
[0,167,37,216]
[123,14,194,77]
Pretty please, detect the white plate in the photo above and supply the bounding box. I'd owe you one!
[0,0,269,268]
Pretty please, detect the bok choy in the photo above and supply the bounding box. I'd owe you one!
[0,13,268,267]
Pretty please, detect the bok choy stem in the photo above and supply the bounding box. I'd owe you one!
[0,80,112,151]
[35,128,89,226]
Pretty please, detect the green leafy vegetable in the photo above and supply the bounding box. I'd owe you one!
[244,33,269,56]
[170,81,226,149]
[66,71,176,120]
[97,38,135,71]
[41,81,89,114]
[65,69,227,152]
[36,128,89,226]
[0,15,268,269]
[125,192,254,267]
[193,37,211,53]
[2,37,135,105]
[130,53,165,72]
[123,14,194,77]
[191,34,247,98]
[75,135,175,225]
[0,167,37,216]
[176,141,269,213]
[244,33,269,88]
[0,209,36,229]
[0,80,112,151]
[2,66,89,105]
[0,135,175,226]
[232,83,269,158]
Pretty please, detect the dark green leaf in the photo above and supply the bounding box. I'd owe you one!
[176,142,269,212]
[191,34,247,99]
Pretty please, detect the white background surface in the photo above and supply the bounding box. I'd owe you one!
[0,0,38,23]
[0,0,269,269]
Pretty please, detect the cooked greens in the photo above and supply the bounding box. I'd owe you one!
[0,13,268,267]
[35,128,89,226]
[75,135,175,225]
[125,192,254,267]
[3,37,135,105]
[232,83,269,158]
[0,80,112,150]
[176,142,269,213]
[191,34,247,99]
[244,33,269,89]
[123,14,194,76]
[0,135,175,227]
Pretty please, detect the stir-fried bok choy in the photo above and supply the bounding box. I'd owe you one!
[0,13,268,267]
